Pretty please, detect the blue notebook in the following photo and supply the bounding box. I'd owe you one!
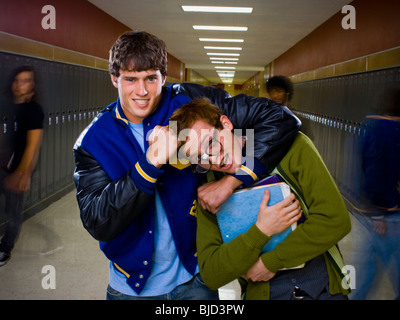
[216,182,296,254]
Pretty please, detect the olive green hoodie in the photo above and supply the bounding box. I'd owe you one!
[196,132,351,300]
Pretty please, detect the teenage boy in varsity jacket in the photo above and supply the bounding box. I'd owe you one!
[73,31,301,300]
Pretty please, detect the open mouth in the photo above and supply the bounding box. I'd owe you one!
[219,154,232,170]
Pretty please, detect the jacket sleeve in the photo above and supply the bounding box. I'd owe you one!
[73,146,153,242]
[261,134,351,272]
[171,83,302,174]
[196,205,270,290]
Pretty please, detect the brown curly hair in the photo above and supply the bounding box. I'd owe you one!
[109,31,168,77]
[169,98,223,136]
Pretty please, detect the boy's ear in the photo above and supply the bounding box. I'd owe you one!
[220,115,233,130]
[111,75,118,88]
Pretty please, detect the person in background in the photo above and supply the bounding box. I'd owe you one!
[348,87,400,300]
[73,30,301,300]
[0,66,44,266]
[266,75,313,140]
[169,98,351,300]
[266,75,294,106]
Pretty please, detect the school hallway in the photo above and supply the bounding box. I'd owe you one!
[0,190,396,300]
[1,0,399,302]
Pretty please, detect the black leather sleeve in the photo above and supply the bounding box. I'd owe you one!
[171,83,302,172]
[73,146,153,242]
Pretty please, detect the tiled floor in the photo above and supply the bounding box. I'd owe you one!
[0,191,397,300]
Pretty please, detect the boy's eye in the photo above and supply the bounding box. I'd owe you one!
[208,139,221,154]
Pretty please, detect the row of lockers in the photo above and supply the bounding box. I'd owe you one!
[295,111,364,191]
[292,66,399,205]
[0,51,117,227]
[292,67,400,123]
[297,111,397,213]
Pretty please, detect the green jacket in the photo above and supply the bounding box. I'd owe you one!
[196,133,351,300]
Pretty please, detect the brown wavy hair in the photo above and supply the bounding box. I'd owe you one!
[169,98,223,136]
[109,31,168,77]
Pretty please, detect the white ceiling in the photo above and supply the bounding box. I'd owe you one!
[89,0,351,84]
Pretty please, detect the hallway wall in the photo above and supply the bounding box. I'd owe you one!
[273,0,400,77]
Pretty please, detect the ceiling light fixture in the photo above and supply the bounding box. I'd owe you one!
[215,66,236,70]
[204,46,242,51]
[193,26,248,31]
[199,38,244,43]
[217,72,235,75]
[217,70,235,73]
[182,6,253,13]
[209,57,239,61]
[207,53,240,56]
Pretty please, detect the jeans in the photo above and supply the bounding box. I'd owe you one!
[106,273,219,300]
[349,210,400,300]
[0,170,24,254]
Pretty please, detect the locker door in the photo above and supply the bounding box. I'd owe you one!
[45,61,53,197]
[26,57,42,206]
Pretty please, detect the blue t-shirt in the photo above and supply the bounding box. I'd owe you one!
[108,121,197,296]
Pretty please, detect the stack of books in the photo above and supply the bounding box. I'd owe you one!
[216,175,304,269]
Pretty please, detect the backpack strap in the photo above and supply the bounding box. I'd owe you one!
[270,165,352,291]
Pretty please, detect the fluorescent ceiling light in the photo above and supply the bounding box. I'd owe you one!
[210,57,239,61]
[207,53,240,56]
[217,70,235,73]
[199,38,244,43]
[218,74,235,78]
[193,26,248,31]
[182,6,253,13]
[214,61,237,65]
[215,66,236,70]
[204,46,242,51]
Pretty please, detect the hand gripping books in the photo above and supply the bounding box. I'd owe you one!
[216,175,304,269]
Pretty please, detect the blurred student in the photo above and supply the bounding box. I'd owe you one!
[349,87,400,300]
[0,66,44,266]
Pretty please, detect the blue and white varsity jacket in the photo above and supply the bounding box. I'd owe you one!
[73,83,301,293]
